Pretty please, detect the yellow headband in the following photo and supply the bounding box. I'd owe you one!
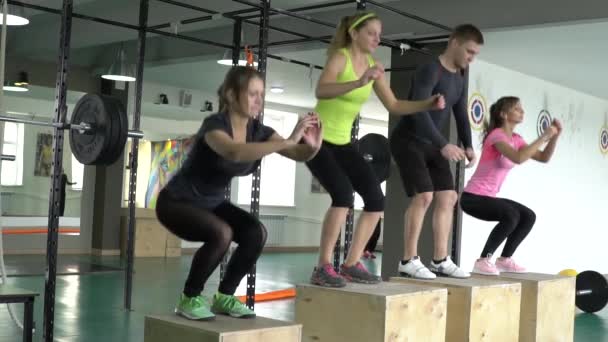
[348,13,377,32]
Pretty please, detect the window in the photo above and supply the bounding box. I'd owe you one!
[354,122,388,210]
[237,109,298,207]
[1,122,24,186]
[70,155,84,191]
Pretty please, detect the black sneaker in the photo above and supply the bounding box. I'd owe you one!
[310,263,347,287]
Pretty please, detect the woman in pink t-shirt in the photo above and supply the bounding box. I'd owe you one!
[461,96,561,275]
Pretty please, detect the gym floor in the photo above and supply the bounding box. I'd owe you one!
[0,253,606,341]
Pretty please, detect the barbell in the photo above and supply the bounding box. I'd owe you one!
[573,270,608,314]
[0,93,143,165]
[560,269,608,313]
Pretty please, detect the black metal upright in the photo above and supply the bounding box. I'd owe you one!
[450,69,469,265]
[220,19,242,282]
[343,117,359,261]
[231,19,242,66]
[451,159,464,265]
[125,0,149,310]
[332,234,341,271]
[43,0,73,340]
[245,0,269,310]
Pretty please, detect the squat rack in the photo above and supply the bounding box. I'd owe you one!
[2,0,457,340]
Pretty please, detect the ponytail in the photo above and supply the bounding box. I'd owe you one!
[327,12,379,55]
[482,96,520,143]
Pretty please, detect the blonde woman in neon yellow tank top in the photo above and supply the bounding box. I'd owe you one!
[306,12,446,286]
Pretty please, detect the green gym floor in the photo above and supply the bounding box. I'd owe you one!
[0,253,606,341]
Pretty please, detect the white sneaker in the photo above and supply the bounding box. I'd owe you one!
[430,256,470,278]
[398,256,436,279]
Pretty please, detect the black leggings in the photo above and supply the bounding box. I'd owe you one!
[305,140,384,211]
[460,192,536,258]
[155,190,267,297]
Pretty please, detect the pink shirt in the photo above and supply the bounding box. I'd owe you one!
[463,128,527,197]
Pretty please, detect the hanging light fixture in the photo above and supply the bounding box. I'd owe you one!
[217,49,258,67]
[3,82,28,92]
[101,45,136,82]
[3,71,29,92]
[217,26,258,67]
[0,5,29,26]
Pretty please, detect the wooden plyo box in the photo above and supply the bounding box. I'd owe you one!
[296,282,448,342]
[119,208,181,258]
[144,314,302,342]
[391,276,521,342]
[478,273,575,342]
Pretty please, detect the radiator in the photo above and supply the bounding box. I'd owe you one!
[0,192,12,215]
[259,214,286,246]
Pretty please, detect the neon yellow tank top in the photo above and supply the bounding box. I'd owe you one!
[314,48,375,145]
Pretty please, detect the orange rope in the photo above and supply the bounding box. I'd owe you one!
[236,288,296,303]
[2,228,80,235]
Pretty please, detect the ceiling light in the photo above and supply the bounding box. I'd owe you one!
[217,50,258,67]
[102,46,136,82]
[3,84,28,92]
[0,5,29,26]
[270,86,284,94]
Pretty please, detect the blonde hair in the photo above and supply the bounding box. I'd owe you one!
[327,12,379,55]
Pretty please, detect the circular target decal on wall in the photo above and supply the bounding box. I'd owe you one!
[468,92,486,131]
[537,110,552,137]
[600,126,608,155]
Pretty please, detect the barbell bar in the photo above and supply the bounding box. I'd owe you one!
[0,93,143,165]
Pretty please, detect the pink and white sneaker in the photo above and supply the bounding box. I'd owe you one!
[472,258,500,276]
[495,257,526,273]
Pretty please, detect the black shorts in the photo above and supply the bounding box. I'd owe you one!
[390,135,454,197]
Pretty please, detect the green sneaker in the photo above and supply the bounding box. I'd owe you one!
[211,293,256,318]
[175,293,215,321]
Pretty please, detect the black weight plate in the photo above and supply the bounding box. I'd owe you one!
[116,98,129,163]
[95,95,119,164]
[69,94,112,165]
[576,270,608,313]
[358,133,391,182]
[98,96,126,165]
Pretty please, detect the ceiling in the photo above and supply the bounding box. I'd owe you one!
[4,0,608,122]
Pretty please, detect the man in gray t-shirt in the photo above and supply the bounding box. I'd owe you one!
[390,24,484,280]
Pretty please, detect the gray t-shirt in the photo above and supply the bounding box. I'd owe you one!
[392,59,472,149]
[163,112,275,208]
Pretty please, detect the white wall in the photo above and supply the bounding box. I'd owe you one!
[461,59,608,274]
